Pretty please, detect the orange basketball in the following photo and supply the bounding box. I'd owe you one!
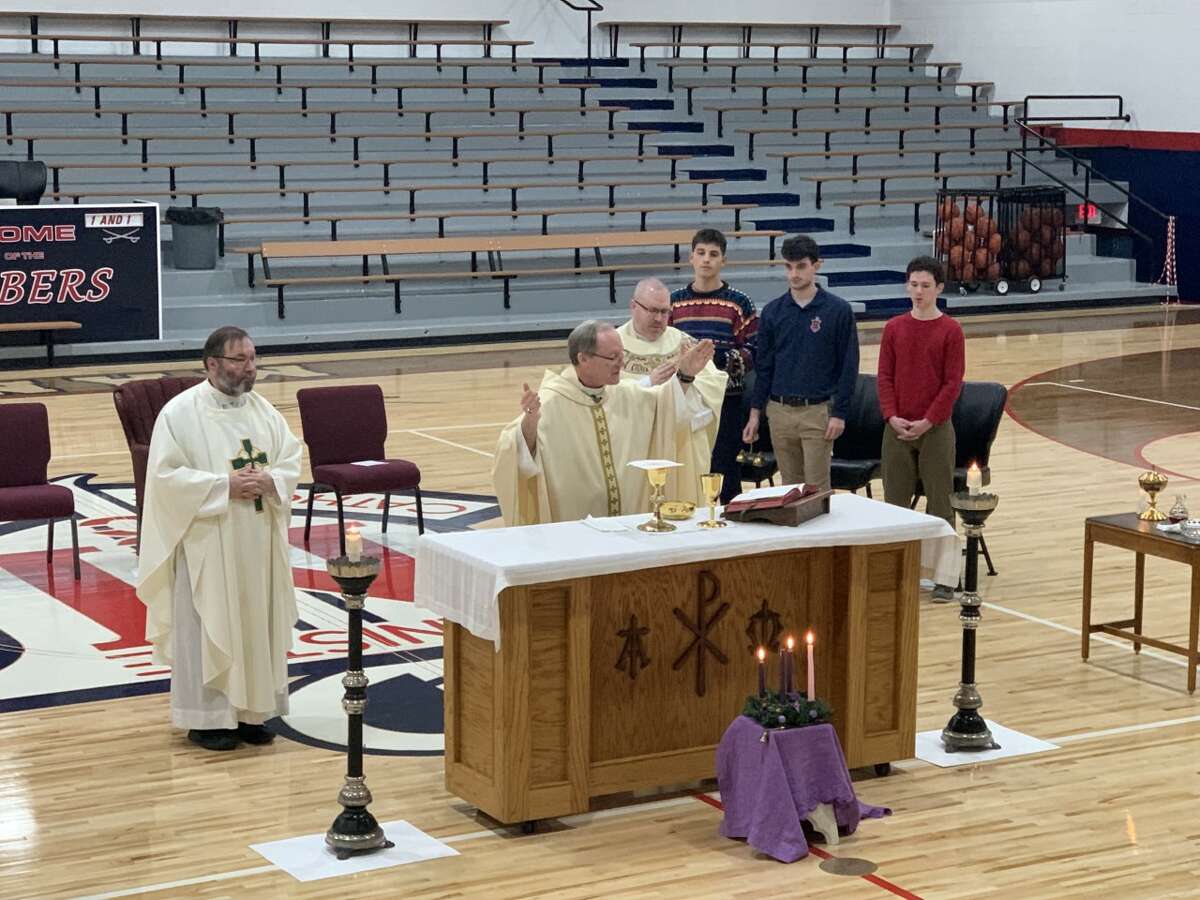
[974,247,989,269]
[1016,259,1032,278]
[1029,243,1042,264]
[1019,209,1034,230]
[1040,257,1055,277]
[962,230,977,252]
[1052,207,1065,227]
[964,202,979,225]
[988,232,1003,254]
[938,231,951,253]
[961,262,976,282]
[975,214,993,238]
[939,198,956,223]
[1016,229,1032,251]
[1029,208,1043,230]
[950,218,965,240]
[1050,239,1065,261]
[987,262,1001,281]
[1040,224,1054,245]
[949,245,964,267]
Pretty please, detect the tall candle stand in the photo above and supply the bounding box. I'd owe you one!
[942,491,1001,752]
[325,554,393,859]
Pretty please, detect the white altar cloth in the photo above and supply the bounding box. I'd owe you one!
[414,493,957,644]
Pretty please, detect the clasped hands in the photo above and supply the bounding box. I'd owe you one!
[229,465,275,501]
[888,416,933,441]
[648,338,715,386]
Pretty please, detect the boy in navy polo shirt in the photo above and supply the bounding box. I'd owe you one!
[743,234,859,491]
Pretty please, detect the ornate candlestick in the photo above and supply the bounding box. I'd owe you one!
[1137,469,1169,522]
[324,554,393,860]
[942,491,1001,752]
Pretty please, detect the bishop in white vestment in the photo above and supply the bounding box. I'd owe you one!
[616,278,727,504]
[136,327,302,751]
[493,319,716,526]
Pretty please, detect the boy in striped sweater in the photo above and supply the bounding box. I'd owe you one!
[669,229,760,503]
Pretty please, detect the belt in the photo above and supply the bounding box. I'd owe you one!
[769,394,830,407]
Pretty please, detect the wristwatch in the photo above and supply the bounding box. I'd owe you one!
[677,372,696,384]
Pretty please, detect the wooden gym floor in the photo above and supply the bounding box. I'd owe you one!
[2,303,1200,899]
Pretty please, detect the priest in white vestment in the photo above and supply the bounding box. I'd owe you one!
[616,278,727,504]
[493,319,716,526]
[136,326,302,752]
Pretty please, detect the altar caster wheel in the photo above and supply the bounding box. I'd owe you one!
[521,820,538,835]
[995,279,1010,296]
[1029,276,1042,293]
[874,763,892,777]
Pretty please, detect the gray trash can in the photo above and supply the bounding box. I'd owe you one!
[165,207,224,270]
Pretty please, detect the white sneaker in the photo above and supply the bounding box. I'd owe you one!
[919,578,936,591]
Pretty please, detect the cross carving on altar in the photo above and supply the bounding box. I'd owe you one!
[672,571,729,697]
[615,614,651,681]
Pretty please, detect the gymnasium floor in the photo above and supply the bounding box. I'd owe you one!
[2,303,1199,898]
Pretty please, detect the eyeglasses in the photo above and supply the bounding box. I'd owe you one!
[587,351,622,362]
[633,299,671,319]
[214,355,259,366]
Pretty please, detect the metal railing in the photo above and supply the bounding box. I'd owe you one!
[556,0,604,77]
[1015,94,1168,245]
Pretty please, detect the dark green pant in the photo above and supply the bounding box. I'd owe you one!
[882,420,956,527]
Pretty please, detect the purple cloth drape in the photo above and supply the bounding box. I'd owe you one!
[716,716,891,862]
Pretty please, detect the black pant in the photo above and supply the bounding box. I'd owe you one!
[711,371,773,503]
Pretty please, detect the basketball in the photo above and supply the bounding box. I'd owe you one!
[964,202,979,225]
[974,247,989,269]
[988,232,1003,254]
[962,230,977,252]
[949,245,964,267]
[986,261,1001,280]
[1040,257,1056,277]
[1016,228,1032,251]
[939,197,956,223]
[1050,238,1065,261]
[1052,206,1065,226]
[975,214,993,238]
[1029,243,1042,265]
[1016,259,1032,278]
[950,218,965,240]
[962,262,976,282]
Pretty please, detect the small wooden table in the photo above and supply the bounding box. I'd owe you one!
[1082,513,1200,692]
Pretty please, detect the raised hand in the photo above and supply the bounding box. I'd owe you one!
[678,338,715,377]
[519,382,541,455]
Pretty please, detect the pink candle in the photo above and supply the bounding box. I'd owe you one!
[806,630,815,699]
[756,646,766,697]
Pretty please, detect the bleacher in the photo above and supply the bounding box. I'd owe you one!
[0,12,1170,357]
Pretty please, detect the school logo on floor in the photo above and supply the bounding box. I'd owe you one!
[0,475,499,755]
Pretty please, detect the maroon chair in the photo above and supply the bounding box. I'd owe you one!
[297,384,424,554]
[0,402,80,579]
[112,376,203,543]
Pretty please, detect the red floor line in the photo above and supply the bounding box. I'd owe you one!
[692,792,922,899]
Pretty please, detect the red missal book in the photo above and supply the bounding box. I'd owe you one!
[723,484,821,515]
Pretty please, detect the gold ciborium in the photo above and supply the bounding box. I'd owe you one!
[638,465,676,532]
[698,472,727,529]
[1138,468,1169,522]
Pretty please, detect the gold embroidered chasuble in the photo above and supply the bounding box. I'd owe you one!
[492,365,707,526]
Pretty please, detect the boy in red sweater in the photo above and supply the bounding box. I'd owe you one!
[878,256,965,599]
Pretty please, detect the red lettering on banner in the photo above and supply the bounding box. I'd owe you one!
[27,269,56,304]
[56,268,87,303]
[56,225,76,240]
[86,267,113,302]
[0,270,25,304]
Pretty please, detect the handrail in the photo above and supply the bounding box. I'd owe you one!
[557,0,604,77]
[1015,94,1169,245]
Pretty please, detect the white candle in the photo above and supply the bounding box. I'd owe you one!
[966,463,983,496]
[345,525,362,563]
[806,630,815,700]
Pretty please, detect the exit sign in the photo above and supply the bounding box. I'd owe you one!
[1076,202,1101,225]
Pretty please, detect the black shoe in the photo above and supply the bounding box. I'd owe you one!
[188,728,240,751]
[237,722,275,745]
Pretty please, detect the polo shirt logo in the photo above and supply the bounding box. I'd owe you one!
[810,316,822,334]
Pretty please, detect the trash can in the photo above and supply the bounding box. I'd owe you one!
[165,206,224,270]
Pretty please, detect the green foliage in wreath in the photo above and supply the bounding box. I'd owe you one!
[742,689,832,729]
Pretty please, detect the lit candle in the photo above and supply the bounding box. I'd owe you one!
[785,635,795,694]
[966,463,982,496]
[778,640,787,695]
[345,525,362,563]
[756,646,767,697]
[806,630,815,700]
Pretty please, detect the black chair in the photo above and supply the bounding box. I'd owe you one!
[912,380,1008,575]
[831,374,884,496]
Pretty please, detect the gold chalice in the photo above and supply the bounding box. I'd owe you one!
[1138,469,1169,522]
[638,464,676,532]
[698,472,727,529]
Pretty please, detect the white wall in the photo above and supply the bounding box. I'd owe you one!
[890,0,1200,133]
[0,0,891,60]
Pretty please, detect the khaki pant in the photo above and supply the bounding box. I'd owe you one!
[882,420,957,527]
[766,400,831,491]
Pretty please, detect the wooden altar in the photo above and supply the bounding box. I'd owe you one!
[441,538,921,826]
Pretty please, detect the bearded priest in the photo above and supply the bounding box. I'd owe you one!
[616,278,727,504]
[493,318,716,526]
[136,326,303,753]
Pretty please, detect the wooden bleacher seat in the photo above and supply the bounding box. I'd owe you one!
[677,77,995,112]
[834,196,939,235]
[734,120,1016,158]
[765,143,1019,183]
[595,19,899,58]
[801,166,1013,208]
[627,40,932,69]
[706,98,1021,138]
[254,229,783,317]
[656,58,963,91]
[0,320,81,366]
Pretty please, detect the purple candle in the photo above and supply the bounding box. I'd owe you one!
[784,635,796,694]
[756,646,766,697]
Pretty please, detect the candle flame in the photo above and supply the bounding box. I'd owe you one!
[756,646,766,661]
[785,635,795,651]
[346,524,361,536]
[805,630,814,645]
[968,462,980,473]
